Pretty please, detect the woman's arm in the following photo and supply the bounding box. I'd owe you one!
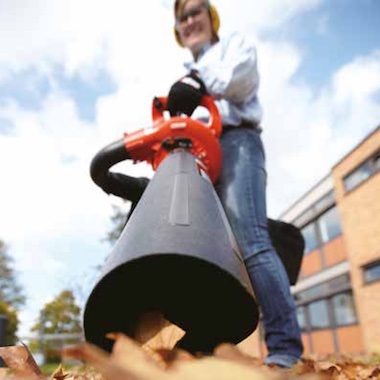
[191,32,259,104]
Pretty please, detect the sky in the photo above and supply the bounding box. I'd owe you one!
[0,0,379,339]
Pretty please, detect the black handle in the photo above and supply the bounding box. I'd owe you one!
[90,139,149,202]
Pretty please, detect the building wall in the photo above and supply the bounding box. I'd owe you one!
[271,125,380,357]
[299,236,348,278]
[332,126,380,353]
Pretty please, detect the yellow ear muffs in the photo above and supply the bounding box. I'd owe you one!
[174,4,220,47]
[209,5,220,33]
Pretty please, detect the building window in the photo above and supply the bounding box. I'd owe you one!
[332,292,357,326]
[301,206,342,254]
[344,162,372,191]
[343,150,380,192]
[297,282,329,303]
[374,153,380,171]
[309,299,330,328]
[294,207,315,227]
[294,277,357,332]
[302,223,319,254]
[363,260,380,284]
[314,191,335,214]
[293,191,336,228]
[296,306,307,330]
[318,206,342,243]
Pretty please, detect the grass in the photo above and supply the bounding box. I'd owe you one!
[39,360,84,376]
[39,361,61,376]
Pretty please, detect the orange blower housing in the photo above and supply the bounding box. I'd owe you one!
[123,95,222,183]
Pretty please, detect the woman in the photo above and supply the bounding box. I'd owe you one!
[168,0,303,368]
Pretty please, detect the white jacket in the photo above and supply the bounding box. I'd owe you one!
[184,31,263,126]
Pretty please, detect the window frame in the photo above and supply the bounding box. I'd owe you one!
[308,298,332,329]
[331,292,358,327]
[294,191,335,228]
[362,259,380,285]
[296,289,358,332]
[301,222,320,255]
[300,204,343,255]
[343,149,380,192]
[318,206,343,244]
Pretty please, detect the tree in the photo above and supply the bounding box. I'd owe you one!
[31,290,82,335]
[0,239,24,345]
[0,301,19,345]
[0,239,25,309]
[30,290,82,362]
[105,203,129,245]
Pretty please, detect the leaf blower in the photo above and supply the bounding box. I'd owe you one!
[83,95,259,354]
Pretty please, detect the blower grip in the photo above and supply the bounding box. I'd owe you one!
[152,95,222,138]
[90,139,148,202]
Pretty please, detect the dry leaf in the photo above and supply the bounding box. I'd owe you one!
[357,366,380,379]
[0,368,11,378]
[314,360,341,376]
[156,348,195,367]
[133,311,185,351]
[293,358,318,375]
[108,333,165,370]
[62,335,380,380]
[64,337,270,380]
[0,343,42,378]
[51,364,67,380]
[168,356,272,380]
[214,343,264,368]
[64,340,170,380]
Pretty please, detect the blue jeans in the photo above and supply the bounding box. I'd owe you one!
[215,127,303,368]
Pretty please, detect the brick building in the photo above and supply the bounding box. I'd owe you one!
[239,124,380,356]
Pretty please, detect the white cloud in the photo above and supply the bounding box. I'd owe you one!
[216,0,324,34]
[0,93,111,336]
[0,0,326,81]
[259,45,380,215]
[332,50,380,104]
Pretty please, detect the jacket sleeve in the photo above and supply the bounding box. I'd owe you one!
[192,32,260,104]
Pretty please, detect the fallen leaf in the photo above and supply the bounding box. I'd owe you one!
[168,356,273,380]
[63,335,380,380]
[64,341,170,380]
[133,311,185,351]
[357,366,380,379]
[213,343,264,368]
[0,343,42,378]
[0,368,10,378]
[156,348,195,366]
[51,363,67,380]
[293,358,318,375]
[315,360,341,376]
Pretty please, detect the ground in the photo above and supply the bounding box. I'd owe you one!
[0,334,380,379]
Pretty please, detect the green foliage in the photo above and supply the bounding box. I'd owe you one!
[0,239,25,309]
[0,301,19,345]
[27,338,40,353]
[0,238,23,345]
[30,290,83,363]
[31,290,82,335]
[39,361,63,376]
[40,362,85,376]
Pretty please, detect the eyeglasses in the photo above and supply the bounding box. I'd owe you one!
[176,3,208,26]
